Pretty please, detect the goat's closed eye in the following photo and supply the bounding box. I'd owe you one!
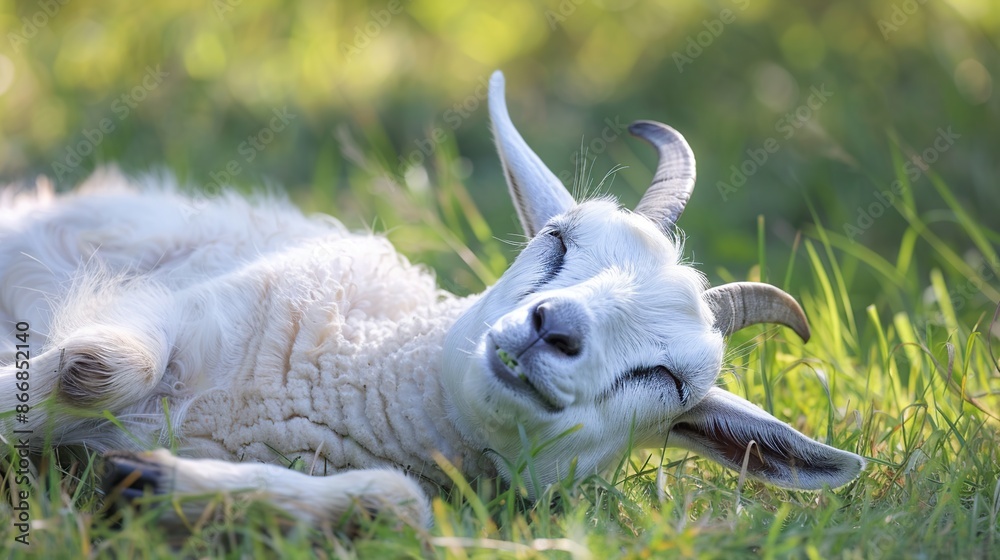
[603,365,689,405]
[535,228,566,285]
[547,228,567,254]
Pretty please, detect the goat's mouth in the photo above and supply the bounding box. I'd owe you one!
[487,344,564,413]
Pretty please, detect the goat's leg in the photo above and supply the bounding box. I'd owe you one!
[1,314,173,450]
[103,449,431,529]
[50,324,172,410]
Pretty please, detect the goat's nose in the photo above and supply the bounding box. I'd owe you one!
[531,301,584,357]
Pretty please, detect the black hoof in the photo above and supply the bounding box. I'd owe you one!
[102,451,169,503]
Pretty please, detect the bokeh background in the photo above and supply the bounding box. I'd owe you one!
[1,0,997,310]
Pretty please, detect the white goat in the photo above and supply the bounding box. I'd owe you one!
[0,71,864,528]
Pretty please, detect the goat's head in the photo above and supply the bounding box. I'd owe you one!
[442,71,864,494]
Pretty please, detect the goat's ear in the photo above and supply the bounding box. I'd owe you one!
[489,71,575,237]
[667,387,865,490]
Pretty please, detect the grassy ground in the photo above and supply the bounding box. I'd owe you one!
[1,150,998,559]
[1,1,998,557]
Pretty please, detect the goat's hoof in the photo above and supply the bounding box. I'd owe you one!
[102,450,172,503]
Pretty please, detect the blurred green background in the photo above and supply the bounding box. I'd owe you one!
[1,0,997,305]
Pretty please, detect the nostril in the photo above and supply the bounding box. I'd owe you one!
[544,333,581,357]
[532,303,547,333]
[530,300,584,357]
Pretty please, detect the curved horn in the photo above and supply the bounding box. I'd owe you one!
[489,71,575,237]
[704,282,811,342]
[629,120,696,228]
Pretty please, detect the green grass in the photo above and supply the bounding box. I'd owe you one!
[2,149,998,559]
[2,1,997,556]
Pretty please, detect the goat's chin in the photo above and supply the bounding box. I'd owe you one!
[444,349,552,430]
[440,306,635,487]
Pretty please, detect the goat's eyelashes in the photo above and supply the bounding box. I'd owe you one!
[667,367,690,405]
[604,365,689,405]
[649,365,689,405]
